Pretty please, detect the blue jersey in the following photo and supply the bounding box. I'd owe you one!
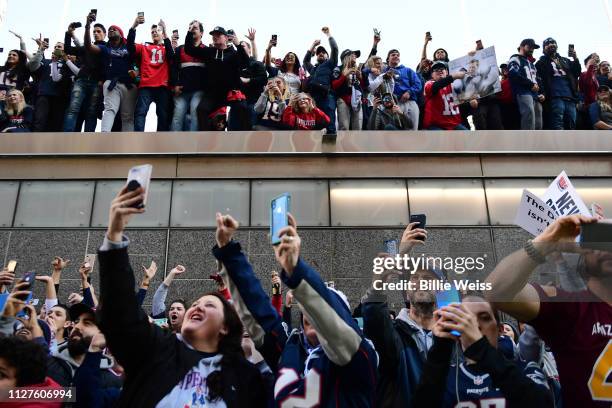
[213,241,378,407]
[442,361,549,407]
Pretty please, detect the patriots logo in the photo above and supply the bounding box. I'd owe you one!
[474,376,484,386]
[557,176,568,190]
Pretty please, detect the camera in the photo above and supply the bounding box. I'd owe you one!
[382,93,394,105]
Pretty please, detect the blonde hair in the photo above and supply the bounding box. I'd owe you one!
[289,92,315,113]
[366,56,382,70]
[267,76,290,101]
[6,89,25,116]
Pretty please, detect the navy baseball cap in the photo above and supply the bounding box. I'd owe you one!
[431,61,448,71]
[543,37,557,47]
[315,46,328,55]
[209,26,228,36]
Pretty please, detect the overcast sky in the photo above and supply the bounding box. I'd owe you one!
[1,0,610,130]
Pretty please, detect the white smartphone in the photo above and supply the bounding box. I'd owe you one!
[84,254,96,270]
[126,164,153,209]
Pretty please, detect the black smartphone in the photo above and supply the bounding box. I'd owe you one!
[43,38,49,45]
[0,48,4,53]
[409,214,427,241]
[172,29,179,39]
[271,34,277,43]
[580,221,612,251]
[71,22,82,29]
[426,31,431,39]
[476,40,483,50]
[90,9,97,21]
[16,271,35,301]
[568,44,575,56]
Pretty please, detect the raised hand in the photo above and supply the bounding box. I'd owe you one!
[142,261,158,281]
[399,222,427,255]
[107,184,145,242]
[246,28,256,42]
[52,257,70,271]
[215,213,239,248]
[273,213,300,275]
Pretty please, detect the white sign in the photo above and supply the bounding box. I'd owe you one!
[542,171,590,217]
[514,189,557,236]
[448,46,502,103]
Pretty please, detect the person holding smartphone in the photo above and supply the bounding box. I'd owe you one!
[413,296,553,407]
[212,211,378,406]
[281,92,330,130]
[535,38,582,130]
[423,61,467,130]
[129,15,175,132]
[62,17,107,132]
[96,185,267,407]
[27,38,72,132]
[84,13,137,132]
[508,39,545,130]
[384,48,422,130]
[169,20,206,131]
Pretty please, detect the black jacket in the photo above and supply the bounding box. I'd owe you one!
[98,245,267,408]
[184,31,249,99]
[240,57,268,104]
[535,54,581,100]
[64,31,105,81]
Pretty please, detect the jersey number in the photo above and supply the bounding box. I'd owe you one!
[442,93,459,116]
[523,66,537,83]
[456,398,505,407]
[150,48,164,64]
[275,368,322,408]
[589,340,612,401]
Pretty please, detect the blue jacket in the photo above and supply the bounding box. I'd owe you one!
[389,65,421,101]
[508,54,539,98]
[303,37,339,96]
[362,291,428,408]
[213,241,378,407]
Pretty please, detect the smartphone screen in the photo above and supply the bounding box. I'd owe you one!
[126,164,152,209]
[44,38,49,45]
[271,34,277,42]
[409,214,427,240]
[580,221,612,251]
[270,193,291,245]
[435,288,461,336]
[7,260,17,273]
[0,293,9,315]
[384,239,398,256]
[15,272,35,317]
[153,318,168,327]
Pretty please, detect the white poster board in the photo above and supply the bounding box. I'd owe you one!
[514,189,557,236]
[542,171,591,217]
[448,46,502,103]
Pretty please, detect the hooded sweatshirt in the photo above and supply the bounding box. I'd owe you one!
[47,343,120,389]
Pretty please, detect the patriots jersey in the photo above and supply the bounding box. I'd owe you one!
[213,241,378,407]
[442,361,549,408]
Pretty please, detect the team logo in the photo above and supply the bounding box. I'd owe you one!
[557,176,568,191]
[473,376,484,386]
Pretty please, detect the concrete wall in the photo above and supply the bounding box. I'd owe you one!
[2,226,547,313]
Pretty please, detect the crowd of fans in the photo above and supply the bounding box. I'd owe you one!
[0,181,610,407]
[0,9,611,133]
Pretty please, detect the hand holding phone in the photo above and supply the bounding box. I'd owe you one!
[126,164,152,209]
[90,9,97,22]
[568,44,575,57]
[409,214,427,241]
[435,288,461,337]
[137,11,145,24]
[271,34,277,46]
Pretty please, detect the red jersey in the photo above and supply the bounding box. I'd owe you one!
[530,284,612,407]
[133,42,170,88]
[423,80,461,130]
[281,106,330,130]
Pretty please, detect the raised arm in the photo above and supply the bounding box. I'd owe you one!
[50,257,69,296]
[98,185,165,375]
[485,215,597,322]
[420,32,432,62]
[9,31,32,60]
[150,264,184,317]
[34,275,58,311]
[84,12,101,54]
[246,28,258,60]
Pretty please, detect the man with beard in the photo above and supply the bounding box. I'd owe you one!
[151,264,187,332]
[486,215,612,407]
[535,37,581,129]
[361,222,442,407]
[508,39,545,130]
[47,303,122,392]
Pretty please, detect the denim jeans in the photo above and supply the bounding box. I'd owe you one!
[516,94,542,130]
[170,90,203,131]
[313,92,337,134]
[134,87,171,132]
[549,97,577,130]
[63,78,101,132]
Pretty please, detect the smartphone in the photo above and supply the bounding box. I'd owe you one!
[138,11,145,23]
[580,221,612,251]
[172,29,179,40]
[409,214,427,241]
[43,38,49,45]
[90,9,97,21]
[435,287,461,336]
[384,239,398,256]
[71,22,82,29]
[270,193,291,245]
[0,48,4,53]
[126,164,153,209]
[568,44,575,55]
[0,293,9,315]
[373,28,381,37]
[476,40,483,50]
[271,34,277,43]
[426,31,431,37]
[7,260,17,273]
[15,272,35,317]
[153,318,168,327]
[84,254,96,271]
